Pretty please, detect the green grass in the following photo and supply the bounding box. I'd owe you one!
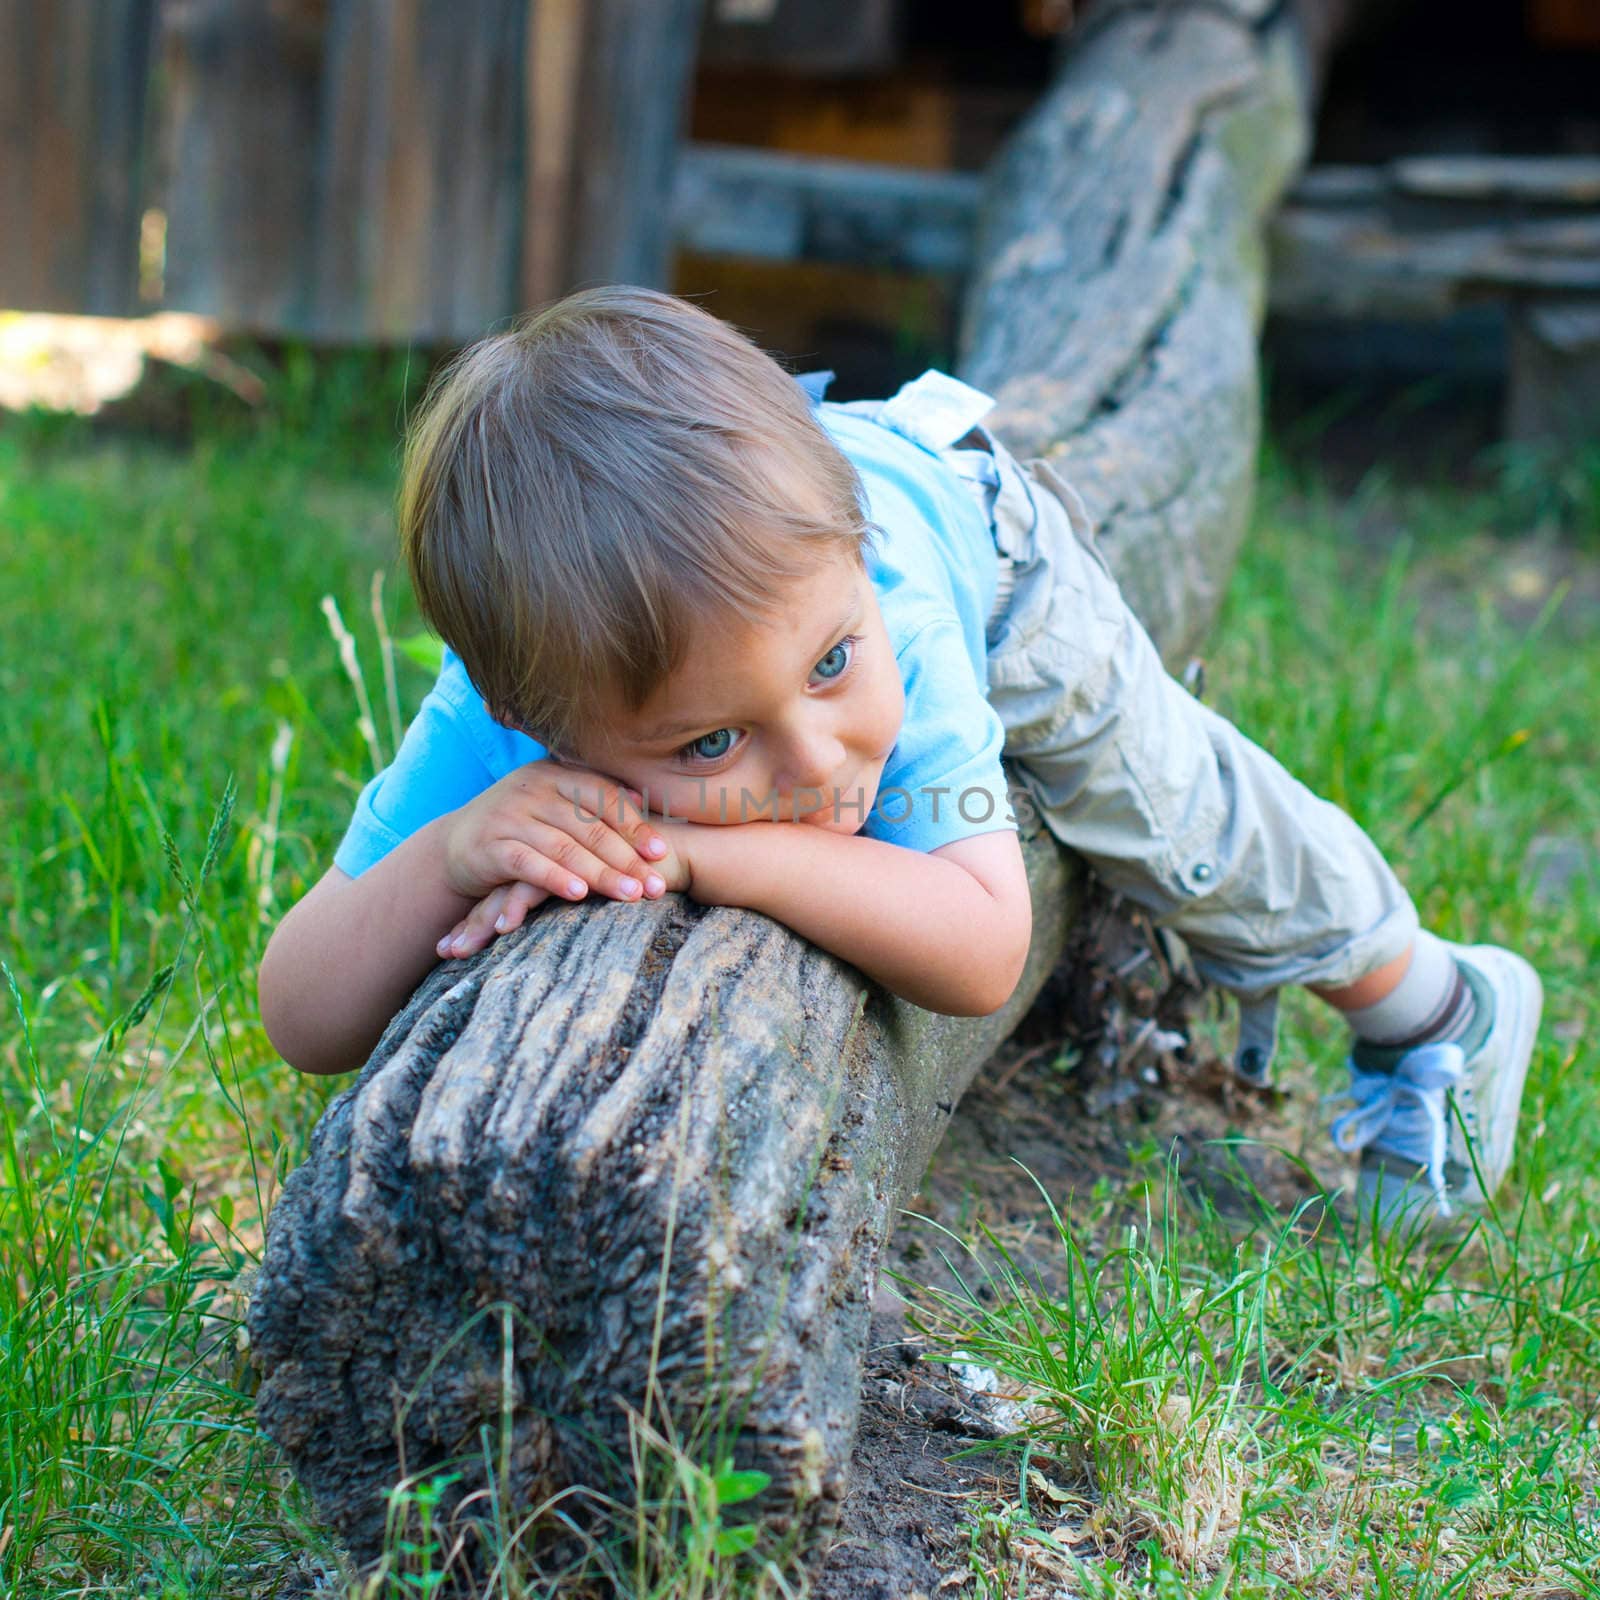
[0,357,432,1597]
[1,362,1597,1596]
[901,447,1600,1597]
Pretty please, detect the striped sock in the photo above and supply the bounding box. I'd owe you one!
[1344,929,1479,1050]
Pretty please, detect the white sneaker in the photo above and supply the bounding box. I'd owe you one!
[1330,943,1543,1230]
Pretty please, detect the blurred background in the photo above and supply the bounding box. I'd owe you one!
[2,0,1597,456]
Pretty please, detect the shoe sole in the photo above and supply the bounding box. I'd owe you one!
[1450,942,1543,1206]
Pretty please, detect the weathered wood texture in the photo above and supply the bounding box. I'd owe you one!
[1,0,703,339]
[249,0,1339,1573]
[1270,153,1600,447]
[1271,157,1600,321]
[0,0,155,316]
[253,829,1078,1562]
[699,0,903,76]
[308,0,526,341]
[559,0,708,294]
[674,143,983,274]
[161,0,531,338]
[1508,300,1600,445]
[161,0,327,334]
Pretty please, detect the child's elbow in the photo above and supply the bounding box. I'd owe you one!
[974,947,1030,1016]
[258,1003,316,1076]
[944,925,1031,1017]
[937,971,1023,1018]
[261,1006,358,1078]
[257,958,311,1075]
[257,936,351,1077]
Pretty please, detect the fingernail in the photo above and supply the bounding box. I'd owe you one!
[619,876,641,897]
[436,937,451,956]
[451,935,468,954]
[494,914,507,933]
[645,873,665,896]
[568,878,586,897]
[645,836,666,857]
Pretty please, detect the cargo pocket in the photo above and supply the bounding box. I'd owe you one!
[1027,457,1116,582]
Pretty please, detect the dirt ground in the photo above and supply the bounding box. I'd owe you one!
[812,895,1319,1598]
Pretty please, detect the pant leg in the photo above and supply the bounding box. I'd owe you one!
[974,433,1419,1075]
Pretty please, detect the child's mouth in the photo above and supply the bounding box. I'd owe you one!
[793,769,881,832]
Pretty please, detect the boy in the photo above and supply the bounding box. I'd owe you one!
[258,286,1542,1230]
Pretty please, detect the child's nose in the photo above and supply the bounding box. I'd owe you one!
[776,732,846,794]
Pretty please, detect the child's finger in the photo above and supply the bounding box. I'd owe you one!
[452,885,515,954]
[548,772,669,865]
[499,825,661,904]
[548,799,670,888]
[493,881,548,932]
[438,883,517,959]
[490,838,601,901]
[555,814,669,896]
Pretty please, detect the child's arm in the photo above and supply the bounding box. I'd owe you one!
[440,819,1030,1015]
[676,820,1030,1016]
[258,819,477,1077]
[258,762,682,1075]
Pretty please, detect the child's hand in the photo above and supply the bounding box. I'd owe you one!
[436,761,690,959]
[434,880,552,959]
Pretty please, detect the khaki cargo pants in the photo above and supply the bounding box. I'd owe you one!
[845,377,1420,1079]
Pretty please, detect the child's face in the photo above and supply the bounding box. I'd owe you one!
[571,547,904,831]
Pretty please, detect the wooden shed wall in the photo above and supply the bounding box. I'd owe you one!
[0,0,703,341]
[0,0,156,317]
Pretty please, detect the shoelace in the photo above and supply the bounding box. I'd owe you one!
[1328,1041,1467,1216]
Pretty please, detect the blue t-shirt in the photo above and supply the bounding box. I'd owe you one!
[334,370,1016,875]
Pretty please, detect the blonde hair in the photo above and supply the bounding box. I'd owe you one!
[399,286,873,752]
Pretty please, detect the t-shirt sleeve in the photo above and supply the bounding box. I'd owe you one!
[863,611,1016,856]
[333,650,547,877]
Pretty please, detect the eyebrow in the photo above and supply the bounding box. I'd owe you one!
[639,597,864,744]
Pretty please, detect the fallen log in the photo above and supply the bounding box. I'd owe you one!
[958,0,1340,659]
[249,0,1349,1573]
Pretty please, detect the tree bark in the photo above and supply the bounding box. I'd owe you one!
[249,0,1346,1571]
[960,0,1325,661]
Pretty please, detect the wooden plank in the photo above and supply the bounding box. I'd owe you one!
[1286,164,1387,205]
[0,0,155,316]
[1392,155,1600,207]
[699,0,902,75]
[1509,299,1600,445]
[520,0,585,311]
[1270,208,1600,320]
[160,0,324,331]
[160,0,691,338]
[312,0,525,340]
[673,143,982,274]
[1086,0,1280,25]
[564,0,707,290]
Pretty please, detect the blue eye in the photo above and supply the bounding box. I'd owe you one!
[686,728,737,762]
[813,637,856,682]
